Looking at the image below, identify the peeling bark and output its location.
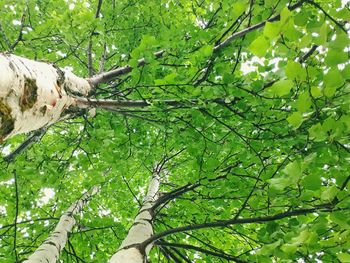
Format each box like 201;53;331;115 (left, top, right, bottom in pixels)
23;186;99;263
109;171;161;263
0;53;92;140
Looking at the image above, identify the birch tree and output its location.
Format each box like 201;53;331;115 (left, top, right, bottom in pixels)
23;186;99;263
0;0;350;262
0;0;304;142
109;165;162;263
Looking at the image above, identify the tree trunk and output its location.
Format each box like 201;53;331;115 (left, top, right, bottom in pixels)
109;170;161;263
23;186;99;263
0;53;230;142
0;53;92;141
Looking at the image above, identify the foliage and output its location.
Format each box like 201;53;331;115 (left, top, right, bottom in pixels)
0;0;350;262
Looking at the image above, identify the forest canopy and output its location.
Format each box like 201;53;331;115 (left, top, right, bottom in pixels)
0;0;350;262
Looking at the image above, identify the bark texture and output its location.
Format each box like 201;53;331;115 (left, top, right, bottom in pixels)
109;171;161;263
23;186;99;263
0;53;92;141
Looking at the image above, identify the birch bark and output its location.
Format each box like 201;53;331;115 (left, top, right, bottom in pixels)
109;170;161;263
23;186;99;263
0;53;92;141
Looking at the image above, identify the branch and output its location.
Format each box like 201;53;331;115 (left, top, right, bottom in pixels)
306;0;348;33
0;22;11;49
156;241;247;263
299;44;318;63
3;128;47;163
88;50;165;86
153;162;241;210
87;38;94;77
87;0;306;85
0;217;59;231
153;183;199;210
141;205;336;248
159;245;182;262
122;176;142;206
10;10;26;51
95;0;103;18
213;0;307;53
13;170;19;262
74;97;238;110
341;175;350;191
169;246;192;263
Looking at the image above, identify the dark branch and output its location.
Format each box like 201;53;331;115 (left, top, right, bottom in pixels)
141;205;337;248
156;241;247;263
3;128;47;163
213;0;307;52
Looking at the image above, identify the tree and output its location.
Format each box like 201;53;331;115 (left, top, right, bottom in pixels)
0;0;350;262
24;185;100;263
109;162;163;263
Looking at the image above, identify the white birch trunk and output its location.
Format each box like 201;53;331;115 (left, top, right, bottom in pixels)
23;186;100;263
109;172;161;263
0;53;92;141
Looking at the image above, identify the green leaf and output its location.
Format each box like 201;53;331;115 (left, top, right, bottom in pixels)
315;22;328;45
139;35;157;49
330;212;350;229
249;36;269;57
257;240;282;256
340;115;350;132
283;20;301;41
325;50;348;66
308;123;327;141
269;177;290;191
129;58;139;68
311;86;322;97
290;230;311;245
296;92;312;112
280;7;291;25
303;153;317;164
263;22;280;39
302;173;321;190
321;186;338;201
294;12;308;26
324;69;344;97
269;161;302;191
285;61;306;81
337;253;350;263
270;79;294;96
342;64;350;80
283;161;302;181
164;73;177;83
280;243;297;254
199;45;213;57
300;34;312;48
331;32;350;50
324;69;344;88
287;112;303;129
322;117;337;134
231;2;246;18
